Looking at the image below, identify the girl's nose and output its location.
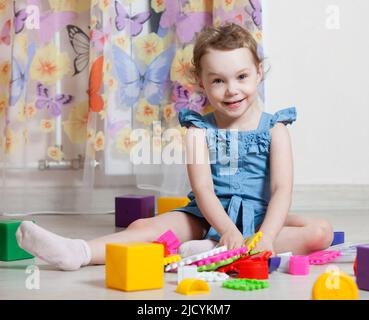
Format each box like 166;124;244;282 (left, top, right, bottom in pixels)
225;82;238;96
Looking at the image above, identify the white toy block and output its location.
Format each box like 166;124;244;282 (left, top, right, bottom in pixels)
197;271;230;282
277;251;292;273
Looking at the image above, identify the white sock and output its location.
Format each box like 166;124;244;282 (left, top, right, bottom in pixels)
178;239;218;258
16;221;91;271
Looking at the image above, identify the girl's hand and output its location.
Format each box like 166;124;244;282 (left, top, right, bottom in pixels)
253;233;275;255
219;229;245;250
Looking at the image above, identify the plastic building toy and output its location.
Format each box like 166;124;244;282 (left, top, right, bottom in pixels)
157;197;190;215
154;230;180;255
244;231;263;252
312;270;359;300
165;245;228;272
237;260;269;280
268;257;281;273
105;242;163;291
176;278;210;295
197;255;241;272
356;245;369;291
197;271;230;282
177;266;198;284
276;252;292;273
289;256;310;275
115;195;155;228
0;220;34;261
222;279;269;291
308;250;341;265
164;254;181;266
329;242;369;263
331;231;345;246
190;246;249;267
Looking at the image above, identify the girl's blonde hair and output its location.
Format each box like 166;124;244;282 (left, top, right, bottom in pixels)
192;23;262;79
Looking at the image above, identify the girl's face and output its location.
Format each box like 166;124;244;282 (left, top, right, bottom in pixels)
199;47;262;120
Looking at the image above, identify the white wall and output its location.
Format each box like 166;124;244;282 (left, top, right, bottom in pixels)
263;0;369;184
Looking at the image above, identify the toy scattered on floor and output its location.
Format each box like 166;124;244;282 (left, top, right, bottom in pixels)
177;266;198;284
222;279;269;291
163;254;181;266
268;256;281;273
197;255;241;272
164;245;228;271
177;266;229;283
329;242;369;263
276;252;292;273
312;270;359;300
105;242;163;292
115;195;155;228
289;255;310;275
308;250;342;265
157;197;190;215
217;251;271;280
176;278;210;295
331;231;345;246
244;231;263;252
153;229;180;256
190;246;249;267
0;220;34;261
356;245;369;291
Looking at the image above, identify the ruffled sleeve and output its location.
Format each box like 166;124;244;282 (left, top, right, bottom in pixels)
270;107;297;128
178;109;210;129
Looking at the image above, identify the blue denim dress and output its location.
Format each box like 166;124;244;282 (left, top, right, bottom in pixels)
172;107;297;241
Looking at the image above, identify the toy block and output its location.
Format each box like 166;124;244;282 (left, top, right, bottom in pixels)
157;197;190;215
289;256;309;275
177;266;198;284
312;270;359;300
244;231;263;252
176;278;210;295
356;245;369;291
164;254;181;266
105;242;163;292
276;252;292;273
0;220;34;261
331;231;345;246
222;279;269;291
237;260;269;280
197;255;241;272
197;271;229;282
191;246;249;267
115;195;155;228
308;250;341;265
154;230;180;255
268;257;281;273
165;245;228;272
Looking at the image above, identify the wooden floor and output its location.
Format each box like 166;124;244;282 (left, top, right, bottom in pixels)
1;210;369;300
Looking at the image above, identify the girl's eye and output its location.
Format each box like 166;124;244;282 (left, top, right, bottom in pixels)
212;79;223;84
239;74;248;80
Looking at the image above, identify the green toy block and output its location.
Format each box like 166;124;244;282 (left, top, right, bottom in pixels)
222;279;269;291
0;220;34;261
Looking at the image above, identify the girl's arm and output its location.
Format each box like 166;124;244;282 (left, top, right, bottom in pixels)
185;126;244;248
258;123;294;248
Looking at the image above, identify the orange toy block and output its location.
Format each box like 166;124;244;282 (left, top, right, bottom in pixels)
157;197;190;215
105;242;164;292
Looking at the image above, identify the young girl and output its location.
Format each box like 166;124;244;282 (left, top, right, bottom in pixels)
16;23;333;271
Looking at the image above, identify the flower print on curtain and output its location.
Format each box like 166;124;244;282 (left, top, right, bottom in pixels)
0;0;95;214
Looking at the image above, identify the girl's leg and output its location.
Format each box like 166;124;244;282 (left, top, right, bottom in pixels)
16;211;209;270
88;211;209;264
272;215;334;255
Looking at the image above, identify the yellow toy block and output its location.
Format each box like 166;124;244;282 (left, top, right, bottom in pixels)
312;269;359;300
106;242;164;292
176;278;210;295
244;231;263;253
164;254;181;266
157;197;190;215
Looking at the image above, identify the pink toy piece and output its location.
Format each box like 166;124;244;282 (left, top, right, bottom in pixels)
191;246;248;267
308;250;342;265
289;255;310;275
155;230;180;255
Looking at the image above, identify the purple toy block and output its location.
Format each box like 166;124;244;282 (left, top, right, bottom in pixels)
268;256;281;273
356;245;369;291
331;231;345;246
115;195;155;228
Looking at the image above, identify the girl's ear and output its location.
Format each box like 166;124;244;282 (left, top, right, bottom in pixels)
256;62;263;84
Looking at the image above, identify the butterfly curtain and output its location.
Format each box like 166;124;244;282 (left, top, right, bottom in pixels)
0;0;263;213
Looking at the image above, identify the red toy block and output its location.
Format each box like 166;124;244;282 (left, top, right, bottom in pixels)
237;260;269;280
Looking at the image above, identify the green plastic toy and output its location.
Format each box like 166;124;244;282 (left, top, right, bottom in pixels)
0;220;34;261
222;279;269;291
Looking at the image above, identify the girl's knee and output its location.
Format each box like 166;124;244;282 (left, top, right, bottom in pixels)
308;219;334;251
128;218;151;229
